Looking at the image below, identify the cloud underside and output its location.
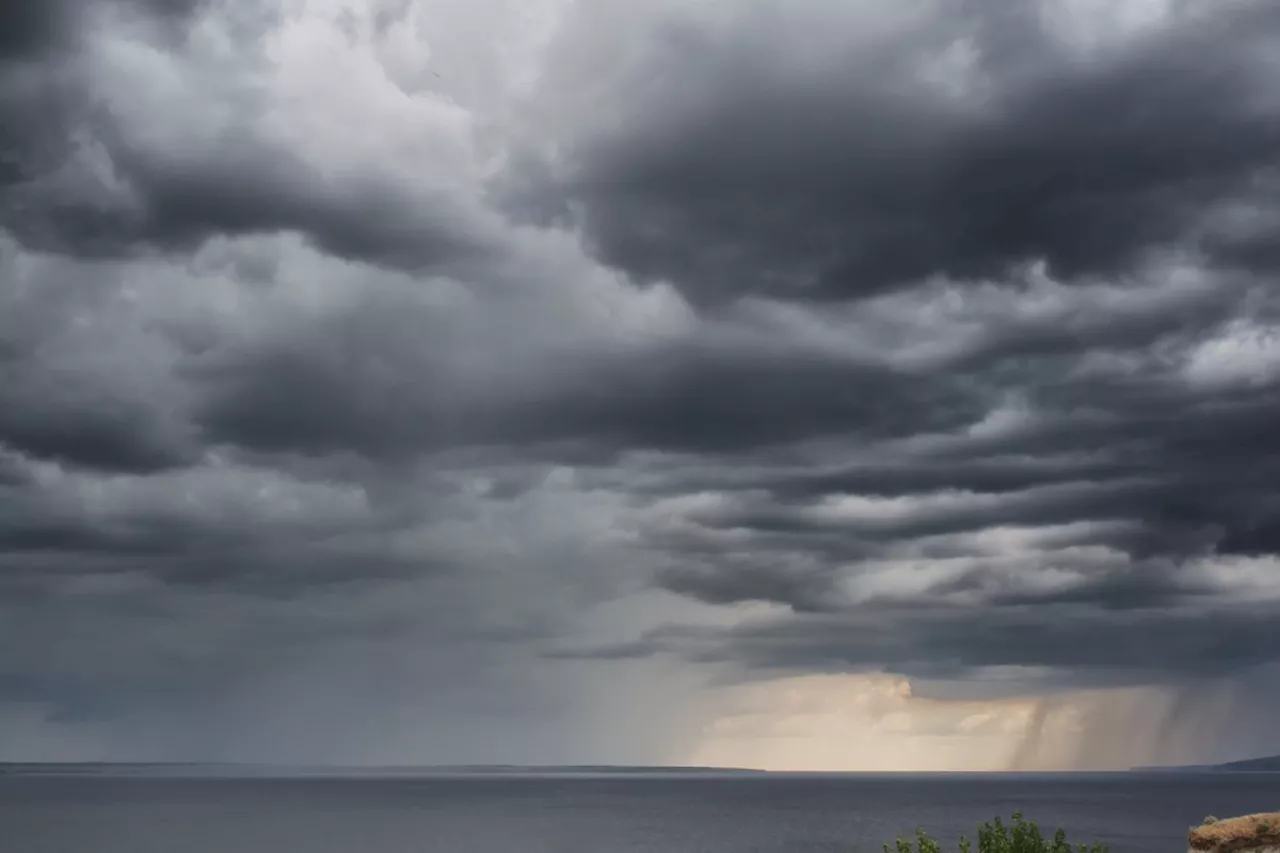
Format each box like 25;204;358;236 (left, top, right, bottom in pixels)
2;0;1280;763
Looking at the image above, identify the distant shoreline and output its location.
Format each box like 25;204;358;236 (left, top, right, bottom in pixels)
1132;755;1280;773
2;759;1277;778
0;763;772;778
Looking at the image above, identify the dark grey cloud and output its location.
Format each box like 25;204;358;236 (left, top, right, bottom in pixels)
189;306;987;459
657;555;841;615
0;0;487;274
510;1;1280;304
0;0;209;66
2;0;1280;766
0;244;196;473
7;137;490;269
0;457;409;590
632;365;1280;612
0;396;193;474
0;0;70;61
573;603;1280;689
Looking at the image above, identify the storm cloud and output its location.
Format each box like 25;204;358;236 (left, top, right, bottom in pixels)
2;0;1280;767
512;0;1280;303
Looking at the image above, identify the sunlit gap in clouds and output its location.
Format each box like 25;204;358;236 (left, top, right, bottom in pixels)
685;671;1277;772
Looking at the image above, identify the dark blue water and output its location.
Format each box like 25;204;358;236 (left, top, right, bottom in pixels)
2;772;1277;853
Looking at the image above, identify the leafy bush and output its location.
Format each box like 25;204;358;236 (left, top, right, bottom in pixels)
884;813;1109;853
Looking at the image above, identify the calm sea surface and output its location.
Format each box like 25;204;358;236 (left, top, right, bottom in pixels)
2;772;1278;853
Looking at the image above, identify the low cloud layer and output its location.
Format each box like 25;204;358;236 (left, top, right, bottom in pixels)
2;0;1279;768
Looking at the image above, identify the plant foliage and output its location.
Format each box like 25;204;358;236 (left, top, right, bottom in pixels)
884;813;1109;853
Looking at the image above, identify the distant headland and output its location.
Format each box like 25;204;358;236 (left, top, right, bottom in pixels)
1133;754;1280;773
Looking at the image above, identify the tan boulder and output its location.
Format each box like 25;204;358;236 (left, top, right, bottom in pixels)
1189;814;1280;853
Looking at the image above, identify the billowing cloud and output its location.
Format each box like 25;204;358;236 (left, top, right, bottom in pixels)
2;0;1279;768
510;0;1280;304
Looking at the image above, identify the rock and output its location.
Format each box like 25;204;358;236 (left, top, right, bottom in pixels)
1189;814;1280;853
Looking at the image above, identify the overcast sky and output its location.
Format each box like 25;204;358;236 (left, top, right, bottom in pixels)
2;0;1279;771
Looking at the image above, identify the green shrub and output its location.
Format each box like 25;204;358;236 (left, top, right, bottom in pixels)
883;813;1109;853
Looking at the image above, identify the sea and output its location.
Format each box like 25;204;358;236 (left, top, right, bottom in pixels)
2;769;1278;853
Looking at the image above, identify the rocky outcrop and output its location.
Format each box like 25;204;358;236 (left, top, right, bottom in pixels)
1190;814;1280;853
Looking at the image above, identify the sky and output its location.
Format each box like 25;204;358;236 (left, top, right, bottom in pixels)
1;0;1279;771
